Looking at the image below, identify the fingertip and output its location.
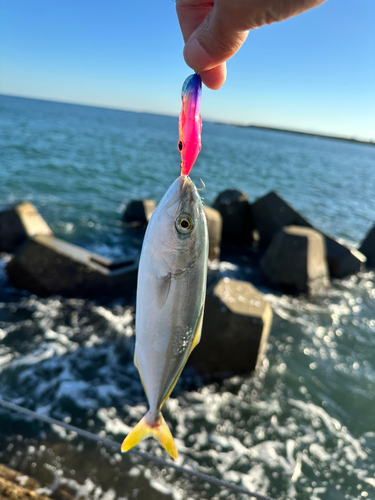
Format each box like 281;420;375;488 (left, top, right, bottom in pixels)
200;64;227;90
183;35;227;90
183;37;214;72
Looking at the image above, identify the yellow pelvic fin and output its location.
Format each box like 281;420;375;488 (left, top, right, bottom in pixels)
121;413;178;460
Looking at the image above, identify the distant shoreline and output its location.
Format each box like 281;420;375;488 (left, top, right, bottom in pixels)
219;122;375;147
1;93;373;146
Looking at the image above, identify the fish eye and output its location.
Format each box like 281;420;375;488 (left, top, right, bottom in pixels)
176;214;194;234
178;141;183;152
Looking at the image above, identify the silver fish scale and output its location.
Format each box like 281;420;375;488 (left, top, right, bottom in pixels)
172;326;193;356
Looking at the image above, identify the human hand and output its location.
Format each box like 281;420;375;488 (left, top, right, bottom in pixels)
176;0;326;89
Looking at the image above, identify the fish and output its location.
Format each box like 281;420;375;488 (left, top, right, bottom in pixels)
121;175;208;460
178;74;202;177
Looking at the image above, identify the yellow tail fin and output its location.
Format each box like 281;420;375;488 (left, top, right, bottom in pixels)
121;412;178;460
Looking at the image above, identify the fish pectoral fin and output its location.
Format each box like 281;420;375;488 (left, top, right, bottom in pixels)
121;412;178;460
155;273;172;309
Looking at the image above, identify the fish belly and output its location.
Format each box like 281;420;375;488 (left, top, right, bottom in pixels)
135;251;204;415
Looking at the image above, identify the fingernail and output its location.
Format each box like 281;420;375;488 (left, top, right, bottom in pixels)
183;37;214;72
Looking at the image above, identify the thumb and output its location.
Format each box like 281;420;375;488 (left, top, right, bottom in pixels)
183;0;249;72
183;0;327;72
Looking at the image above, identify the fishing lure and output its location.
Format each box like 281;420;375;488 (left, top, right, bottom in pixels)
178;73;202;176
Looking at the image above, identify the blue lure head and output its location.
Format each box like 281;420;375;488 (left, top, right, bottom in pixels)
181;73;202;104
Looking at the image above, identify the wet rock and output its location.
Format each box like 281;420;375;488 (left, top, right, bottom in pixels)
203;206;222;261
324;234;366;278
0;464;41;491
251;191;312;247
0;463;77;500
213;190;254;246
0;463;51;500
123;199;156;227
6;235;138;298
189;278;272;376
0;202;52;253
50;485;76;500
260;226;329;294
359;223;375;268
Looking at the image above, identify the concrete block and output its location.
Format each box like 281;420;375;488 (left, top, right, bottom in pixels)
251;191;312;247
324;234;366;278
0;202;52;252
203;206;222;261
213;189;254;245
123;199;156;227
359;224;375;268
252;191;364;278
260;226;329;294
6;235;138;298
189;278;272;376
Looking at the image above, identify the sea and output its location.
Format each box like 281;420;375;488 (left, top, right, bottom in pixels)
0;94;374;500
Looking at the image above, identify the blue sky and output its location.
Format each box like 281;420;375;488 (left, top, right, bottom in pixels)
1;0;374;140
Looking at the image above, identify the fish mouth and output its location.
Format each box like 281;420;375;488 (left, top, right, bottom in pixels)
178;175;197;214
180;176;195;201
163;176;197;219
182;176;192;190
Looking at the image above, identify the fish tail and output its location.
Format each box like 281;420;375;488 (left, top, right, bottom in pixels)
121;411;178;460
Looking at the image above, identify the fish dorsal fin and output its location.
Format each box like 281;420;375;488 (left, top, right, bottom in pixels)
155;273;172;309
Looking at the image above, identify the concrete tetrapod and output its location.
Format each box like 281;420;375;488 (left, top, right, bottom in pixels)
0;202;52;253
260;225;329;295
324;234;366;278
213;189;254;246
123;199;156;227
251;191;313;247
252;191;365;278
188;278;272;376
359;223;375;268
6;235;138;298
203;205;222;261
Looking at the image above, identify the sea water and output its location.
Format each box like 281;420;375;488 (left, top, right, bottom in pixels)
0;94;374;500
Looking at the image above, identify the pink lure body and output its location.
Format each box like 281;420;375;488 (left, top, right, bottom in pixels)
178;74;202;176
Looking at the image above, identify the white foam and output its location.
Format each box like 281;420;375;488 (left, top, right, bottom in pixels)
92;306;134;336
55;380;98;409
15;475;29;487
97;408;132;435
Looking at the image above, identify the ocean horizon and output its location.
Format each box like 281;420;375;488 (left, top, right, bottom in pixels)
2;93;373;146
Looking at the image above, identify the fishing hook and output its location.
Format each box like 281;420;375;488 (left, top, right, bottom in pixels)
197;178;205;191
